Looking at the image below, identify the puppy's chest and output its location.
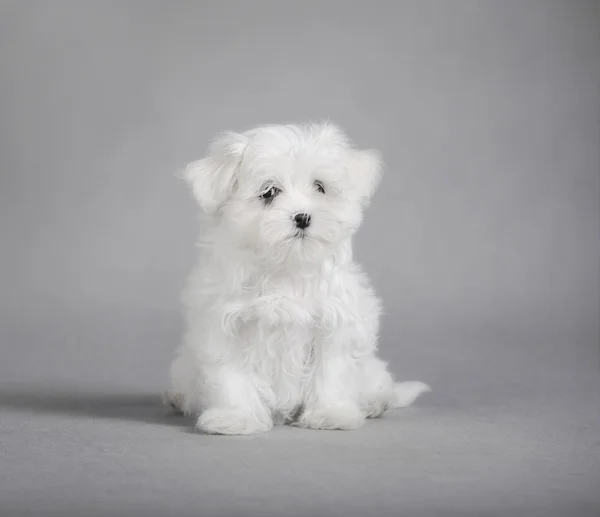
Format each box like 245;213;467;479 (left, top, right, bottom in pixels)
257;275;324;324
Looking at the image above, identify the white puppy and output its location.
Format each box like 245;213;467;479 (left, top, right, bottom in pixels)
165;122;429;434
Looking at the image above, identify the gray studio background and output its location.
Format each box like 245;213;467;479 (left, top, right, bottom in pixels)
1;2;599;517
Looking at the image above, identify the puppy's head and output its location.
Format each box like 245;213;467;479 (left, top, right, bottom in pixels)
184;122;382;266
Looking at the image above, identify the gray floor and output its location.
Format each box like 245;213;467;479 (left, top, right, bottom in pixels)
1;2;599;516
1;330;599;517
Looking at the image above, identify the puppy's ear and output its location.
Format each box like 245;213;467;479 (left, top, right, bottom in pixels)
349;148;383;205
183;131;248;213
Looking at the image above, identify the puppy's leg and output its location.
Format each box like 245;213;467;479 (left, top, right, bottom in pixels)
296;270;382;430
296;351;365;431
356;355;395;418
196;362;273;435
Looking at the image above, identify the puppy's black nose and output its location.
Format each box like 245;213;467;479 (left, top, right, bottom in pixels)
294;213;311;229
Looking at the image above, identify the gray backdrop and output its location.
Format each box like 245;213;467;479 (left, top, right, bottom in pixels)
1;1;599;516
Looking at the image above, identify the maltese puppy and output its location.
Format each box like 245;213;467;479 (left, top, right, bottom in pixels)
165;122;429;435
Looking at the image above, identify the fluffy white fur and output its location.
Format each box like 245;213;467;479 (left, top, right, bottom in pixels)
165;122;429;435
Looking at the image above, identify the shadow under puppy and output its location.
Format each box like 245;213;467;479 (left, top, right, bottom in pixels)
165;122;429;435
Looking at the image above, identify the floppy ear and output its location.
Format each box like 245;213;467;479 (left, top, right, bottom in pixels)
349;148;383;206
183;131;248;213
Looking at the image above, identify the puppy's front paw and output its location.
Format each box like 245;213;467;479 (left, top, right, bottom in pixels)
296;406;365;430
196;408;272;435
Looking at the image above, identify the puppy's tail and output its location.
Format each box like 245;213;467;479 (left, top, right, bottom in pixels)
389;381;431;409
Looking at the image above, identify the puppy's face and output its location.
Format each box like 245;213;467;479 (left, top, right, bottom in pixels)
185;123;382;266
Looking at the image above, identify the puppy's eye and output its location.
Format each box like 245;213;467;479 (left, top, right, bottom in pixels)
260;186;281;203
314;180;326;194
